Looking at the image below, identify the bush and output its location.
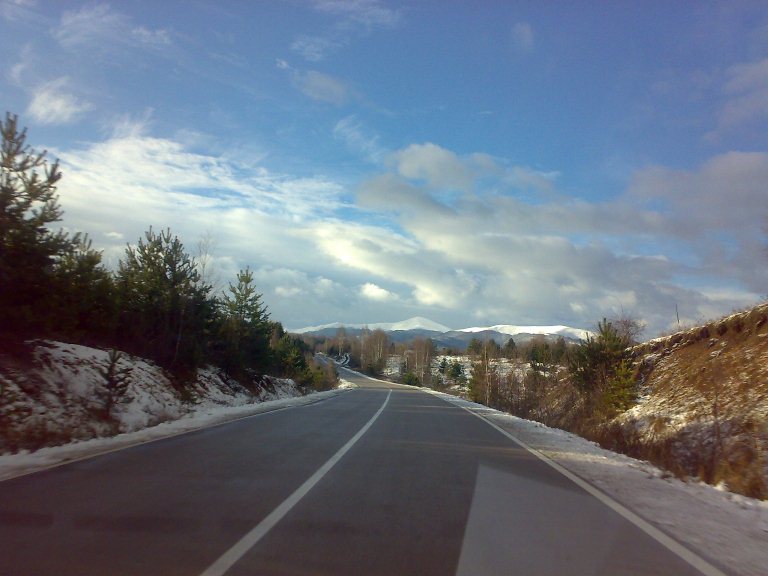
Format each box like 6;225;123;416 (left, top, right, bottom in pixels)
568;318;637;417
402;372;420;387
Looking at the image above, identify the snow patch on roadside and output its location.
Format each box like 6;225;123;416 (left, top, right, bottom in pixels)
337;379;359;389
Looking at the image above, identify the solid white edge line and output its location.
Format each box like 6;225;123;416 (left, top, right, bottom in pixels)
199;389;392;576
447;400;728;576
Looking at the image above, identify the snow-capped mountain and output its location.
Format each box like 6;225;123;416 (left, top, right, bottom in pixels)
458;324;592;341
291;317;591;348
291;316;450;334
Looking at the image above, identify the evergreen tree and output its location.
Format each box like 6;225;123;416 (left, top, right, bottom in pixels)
568;318;637;415
116;228;213;370
467;337;483;357
51;234;116;341
448;360;465;383
0;112;70;338
97;349;132;423
502;337;516;359
217;267;270;375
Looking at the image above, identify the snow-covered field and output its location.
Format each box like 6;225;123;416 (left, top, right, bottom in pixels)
428;390;768;576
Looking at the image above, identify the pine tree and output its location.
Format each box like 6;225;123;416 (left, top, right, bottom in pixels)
218;267;270;375
568;318;637;415
116;228;213;369
0;112;70;338
97;349;132;423
52;234;116;341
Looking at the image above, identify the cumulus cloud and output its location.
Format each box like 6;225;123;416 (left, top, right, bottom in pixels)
360;282;396;301
391;142;473;191
347;142;767;334
27;77;91;124
51;125;766;336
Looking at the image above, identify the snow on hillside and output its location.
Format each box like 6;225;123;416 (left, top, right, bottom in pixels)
292;317;590;338
458;324;591;340
387;316;451;332
292;316;450;333
0;341;313;455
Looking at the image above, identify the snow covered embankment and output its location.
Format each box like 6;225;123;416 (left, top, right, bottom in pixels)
0;341;352;479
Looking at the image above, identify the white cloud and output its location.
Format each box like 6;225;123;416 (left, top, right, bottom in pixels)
108;109;154;138
299;70;349;104
55;4;127;48
291;35;343;61
52;131;365;328
511;22;534;52
312;0;400;29
47;124;767;336
131;26;172;46
360;282;396;301
716;57;768;130
1;0;36;22
27;77;91;124
349;143;768;334
275;286;303;297
9;44;33;86
391;142;473;191
54;4;172;52
333;115;385;162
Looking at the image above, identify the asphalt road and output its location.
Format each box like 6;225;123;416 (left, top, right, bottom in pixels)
0;370;726;576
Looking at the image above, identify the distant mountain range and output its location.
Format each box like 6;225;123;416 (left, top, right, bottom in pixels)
291;316;591;350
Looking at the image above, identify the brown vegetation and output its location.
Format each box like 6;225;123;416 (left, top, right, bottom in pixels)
535;303;768;499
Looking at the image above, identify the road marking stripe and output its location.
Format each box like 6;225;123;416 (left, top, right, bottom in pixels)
199;389;392;576
452;402;728;576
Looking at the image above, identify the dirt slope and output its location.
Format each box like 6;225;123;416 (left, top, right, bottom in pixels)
607;303;768;498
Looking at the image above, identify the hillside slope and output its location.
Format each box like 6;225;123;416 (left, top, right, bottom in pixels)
0;341;306;454
605;303;768;497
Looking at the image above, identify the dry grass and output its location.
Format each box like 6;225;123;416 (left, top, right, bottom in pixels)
614;302;768;498
526;302;768;499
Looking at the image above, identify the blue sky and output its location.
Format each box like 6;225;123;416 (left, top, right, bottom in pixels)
2;1;767;336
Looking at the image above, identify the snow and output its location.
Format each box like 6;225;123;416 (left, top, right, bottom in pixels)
291;321;347;333
291;316;451;334
0;340;348;461
387;316;451;332
427;390;768;576
291;317;592;338
458;324;592;340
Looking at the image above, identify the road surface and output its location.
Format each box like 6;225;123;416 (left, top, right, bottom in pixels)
0;369;727;575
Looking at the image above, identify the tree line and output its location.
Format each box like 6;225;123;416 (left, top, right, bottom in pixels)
463;320;642;428
307;313;642;430
0;112;335;391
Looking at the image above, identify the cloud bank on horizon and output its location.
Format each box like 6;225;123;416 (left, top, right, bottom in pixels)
2;0;767;337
